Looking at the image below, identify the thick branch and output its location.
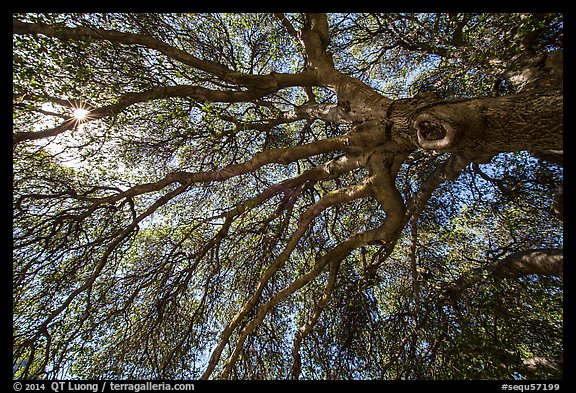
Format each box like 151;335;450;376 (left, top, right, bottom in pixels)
13;18;318;89
273;13;299;39
216;222;382;380
291;102;355;124
298;14;392;121
443;248;563;300
14;84;293;144
493;248;563;278
522;356;563;375
201;178;373;380
530;149;563;166
406;150;491;222
502;51;563;93
90;135;348;209
301;13;331;63
213;156;409;379
222;102;355;134
218;153;366;220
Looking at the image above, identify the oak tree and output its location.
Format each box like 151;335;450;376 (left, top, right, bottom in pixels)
13;13;563;380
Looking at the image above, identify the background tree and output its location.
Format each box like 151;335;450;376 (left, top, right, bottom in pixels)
13;13;563;380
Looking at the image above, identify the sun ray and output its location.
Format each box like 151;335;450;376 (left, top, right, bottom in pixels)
67;100;95;127
72;107;90;121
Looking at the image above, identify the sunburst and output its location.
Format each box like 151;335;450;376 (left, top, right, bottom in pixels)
67;100;94;128
72;107;90;121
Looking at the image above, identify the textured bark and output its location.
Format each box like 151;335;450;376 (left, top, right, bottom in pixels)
494;249;563;278
13;16;563;155
12;14;563;380
444;249;563;300
503;51;563;93
522;356;563;375
409;87;563;152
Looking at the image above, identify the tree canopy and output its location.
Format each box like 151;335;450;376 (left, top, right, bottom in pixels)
13;13;563;380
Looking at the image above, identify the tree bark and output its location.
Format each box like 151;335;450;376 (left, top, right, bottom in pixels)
12;14;564;380
522;355;563;376
443;248;563;300
409;87;562;152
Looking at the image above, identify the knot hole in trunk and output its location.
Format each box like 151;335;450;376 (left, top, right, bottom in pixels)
414;112;459;150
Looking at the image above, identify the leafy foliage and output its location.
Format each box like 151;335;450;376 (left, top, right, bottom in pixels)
13;13;562;380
